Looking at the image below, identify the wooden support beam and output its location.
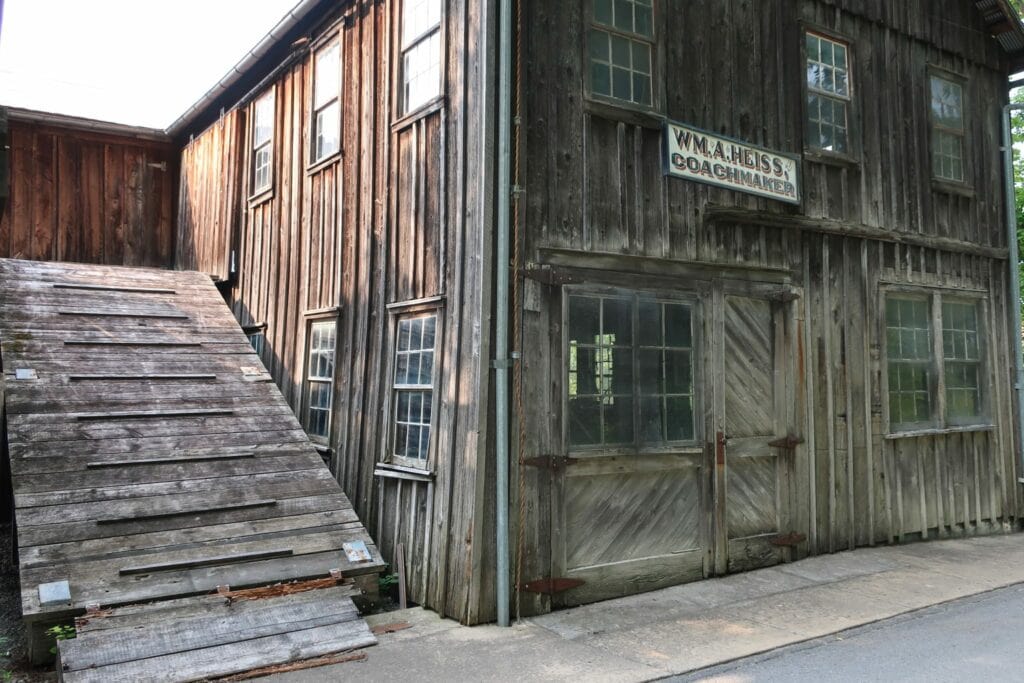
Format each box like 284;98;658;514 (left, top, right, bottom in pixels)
69;374;218;382
76;409;234;421
52;283;177;295
64;341;202;347
58;310;189;320
118;548;294;576
86;453;257;469
96;500;277;525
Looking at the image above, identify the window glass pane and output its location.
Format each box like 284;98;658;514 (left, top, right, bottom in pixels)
253;91;274;147
604;397;634;444
666;396;694;441
403;0;442;46
569;296;601;344
931;77;963;129
885;297;933;427
314;42;340;110
603;298;633;346
942;301;982;421
392;314;438;462
403;30;442;112
594;0;613;25
569;396;602;446
805;32;851;154
315;101;341;161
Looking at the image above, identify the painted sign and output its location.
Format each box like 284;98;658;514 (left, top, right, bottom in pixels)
663;120;800;205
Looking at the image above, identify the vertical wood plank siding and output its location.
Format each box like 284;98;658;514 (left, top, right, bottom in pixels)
175;0;493;624
0;120;175;267
176;110;245;281
515;0;1019;615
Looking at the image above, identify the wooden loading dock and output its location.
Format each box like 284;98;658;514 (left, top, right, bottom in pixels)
0;258;384;679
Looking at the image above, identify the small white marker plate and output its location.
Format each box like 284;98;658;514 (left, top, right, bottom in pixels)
342;541;372;563
15;369;37;380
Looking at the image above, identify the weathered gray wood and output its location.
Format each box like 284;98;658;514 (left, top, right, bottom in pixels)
62;620;375;683
0;258;383;627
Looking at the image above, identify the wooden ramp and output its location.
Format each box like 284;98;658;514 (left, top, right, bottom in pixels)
58;581;375;682
0;258;384;675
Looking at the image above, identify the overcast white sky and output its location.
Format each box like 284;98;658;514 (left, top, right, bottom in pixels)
0;0;299;129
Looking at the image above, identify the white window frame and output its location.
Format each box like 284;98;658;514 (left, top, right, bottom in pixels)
388;311;440;468
400;0;444;115
881;287;990;436
804;30;853;156
311;39;342;165
251;89;275;196
586;0;656;110
303;316;338;444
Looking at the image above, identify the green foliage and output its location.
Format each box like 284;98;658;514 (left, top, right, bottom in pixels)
45;623;76;655
379;572;399;591
1011;88;1024;310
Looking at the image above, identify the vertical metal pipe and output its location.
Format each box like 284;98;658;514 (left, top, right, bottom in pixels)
495;0;513;627
1001;104;1024;480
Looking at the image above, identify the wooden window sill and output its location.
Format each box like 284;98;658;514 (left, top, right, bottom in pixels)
375;462;434;482
931;179;974;199
307;153;341;176
584;97;664;129
803;148;860;168
248;188;274;208
392;96;446;132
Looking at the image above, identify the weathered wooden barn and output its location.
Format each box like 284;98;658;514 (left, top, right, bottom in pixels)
4;0;1024;629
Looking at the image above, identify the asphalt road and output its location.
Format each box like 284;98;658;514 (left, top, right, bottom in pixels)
675;583;1024;683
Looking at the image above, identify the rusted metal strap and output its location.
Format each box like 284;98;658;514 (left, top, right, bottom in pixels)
770;532;807;547
768;434;805;449
521;455;578;473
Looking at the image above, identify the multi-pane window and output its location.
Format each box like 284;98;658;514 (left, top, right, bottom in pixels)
805;32;851;154
392;314;437;464
589;0;654;107
401;0;442;114
885;294;985;431
930;76;965;182
567;292;696;449
312;41;341;163
305;321;337;440
943;302;982;420
886;298;933;427
251;90;274;194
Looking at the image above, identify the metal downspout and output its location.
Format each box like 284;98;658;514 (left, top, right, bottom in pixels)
1002;104;1024;481
495;0;513;627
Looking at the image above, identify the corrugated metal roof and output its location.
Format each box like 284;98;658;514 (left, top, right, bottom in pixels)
976;0;1024;56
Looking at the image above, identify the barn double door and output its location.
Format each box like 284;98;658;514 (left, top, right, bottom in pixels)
551;281;799;607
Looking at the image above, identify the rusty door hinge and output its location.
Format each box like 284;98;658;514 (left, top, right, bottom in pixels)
715;431;727;466
522;455;578;473
768;434;805;449
520;266;578;286
519;577;586;594
770;532;807;547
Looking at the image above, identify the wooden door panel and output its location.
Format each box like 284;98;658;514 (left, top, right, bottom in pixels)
554;454;706;607
565;466;701;570
726;456;778;539
718;290;791;573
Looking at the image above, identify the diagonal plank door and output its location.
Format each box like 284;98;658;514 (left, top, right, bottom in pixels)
713;285;795;575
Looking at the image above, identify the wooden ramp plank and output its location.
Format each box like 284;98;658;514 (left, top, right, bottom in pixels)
0;257;384;640
59;585;375;683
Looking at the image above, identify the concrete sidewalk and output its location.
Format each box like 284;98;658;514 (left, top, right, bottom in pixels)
264;533;1024;682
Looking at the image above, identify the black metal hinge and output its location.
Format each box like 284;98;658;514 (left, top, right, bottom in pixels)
522;455;578;473
519;577;586;595
520;266;578;287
